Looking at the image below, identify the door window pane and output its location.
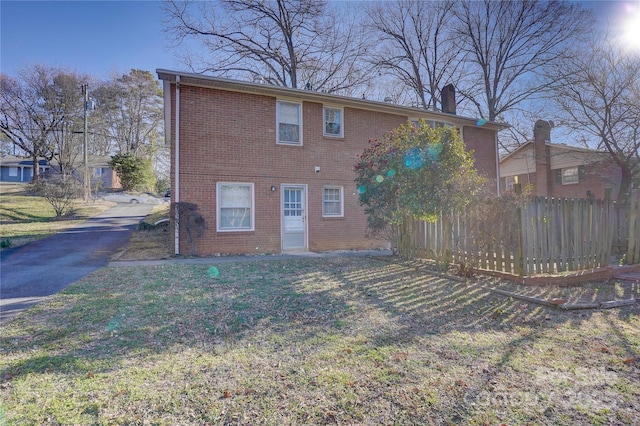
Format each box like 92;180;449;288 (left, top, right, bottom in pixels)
283;188;304;231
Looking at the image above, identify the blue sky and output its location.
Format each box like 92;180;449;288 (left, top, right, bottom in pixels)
1;1;638;81
1;1;180;79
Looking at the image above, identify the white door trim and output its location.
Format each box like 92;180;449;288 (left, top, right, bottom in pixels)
280;184;308;252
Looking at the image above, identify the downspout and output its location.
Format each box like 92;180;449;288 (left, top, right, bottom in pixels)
495;132;500;196
174;75;181;255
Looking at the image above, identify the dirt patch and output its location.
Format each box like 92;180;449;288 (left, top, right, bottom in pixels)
115;224;172;261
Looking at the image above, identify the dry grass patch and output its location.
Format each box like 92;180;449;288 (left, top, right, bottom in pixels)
116;203;171;260
1;257;638;425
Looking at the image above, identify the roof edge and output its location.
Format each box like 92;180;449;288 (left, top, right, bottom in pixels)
500;140;609;164
156;69;508;131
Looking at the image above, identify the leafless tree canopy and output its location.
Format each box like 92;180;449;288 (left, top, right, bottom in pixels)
0;65;89;181
366;0;463;110
163;0;372;94
47;72;87;177
363;0;592;151
1;66;166;185
453;0;592;123
6;1;629;184
553;39;640;203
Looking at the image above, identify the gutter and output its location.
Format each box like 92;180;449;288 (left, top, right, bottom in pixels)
174;75;181;255
495;132;501;195
156;69;508;132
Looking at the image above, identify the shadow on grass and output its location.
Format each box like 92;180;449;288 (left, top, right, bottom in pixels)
1;256;638;424
0;257;622;372
0;208;54;223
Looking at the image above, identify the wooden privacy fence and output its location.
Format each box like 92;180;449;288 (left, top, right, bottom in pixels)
398;196;617;276
625;189;640;264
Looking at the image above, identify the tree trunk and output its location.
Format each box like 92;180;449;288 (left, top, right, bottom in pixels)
30;155;40;183
617;164;633;205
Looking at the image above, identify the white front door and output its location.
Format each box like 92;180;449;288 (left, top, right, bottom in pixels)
281;185;307;251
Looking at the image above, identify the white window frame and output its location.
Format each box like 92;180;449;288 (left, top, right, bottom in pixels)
505;176;517;191
409;118;454;129
322;186;344;217
216;182;255;232
426;120;451;128
8;167;18;177
323;106;343;138
562;167;579;185
408;118;461;136
276;100;302;146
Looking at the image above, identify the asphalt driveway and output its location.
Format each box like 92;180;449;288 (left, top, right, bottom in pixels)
0;202;154;323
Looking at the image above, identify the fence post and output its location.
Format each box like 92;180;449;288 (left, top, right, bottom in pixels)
515;205;524;276
442;213;452;267
628;189;639;264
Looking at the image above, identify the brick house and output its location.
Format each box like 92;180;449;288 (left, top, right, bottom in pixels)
499;120;621;200
157;70;505;256
0;155;121;188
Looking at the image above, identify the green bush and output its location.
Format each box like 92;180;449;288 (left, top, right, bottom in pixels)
110;153;156;192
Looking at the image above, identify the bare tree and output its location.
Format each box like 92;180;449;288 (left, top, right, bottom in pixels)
453;0;592;124
366;0;464;110
0;65;88;182
47;72;87;177
32;171;82;217
554;39;640;204
163;0;371;94
0;130;17;156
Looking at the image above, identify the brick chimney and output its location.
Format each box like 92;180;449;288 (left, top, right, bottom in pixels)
441;84;456;114
533;120;552;197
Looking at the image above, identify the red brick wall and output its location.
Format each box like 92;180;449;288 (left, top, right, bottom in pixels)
499;162;621;200
550;161;621;200
169;84;498;255
462;125;498;188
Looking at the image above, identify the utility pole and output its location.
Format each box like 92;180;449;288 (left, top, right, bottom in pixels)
81;84;91;202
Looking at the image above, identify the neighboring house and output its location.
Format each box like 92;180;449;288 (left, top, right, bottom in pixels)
0;157;50;182
157;70;506;256
499;120;621;200
80;155;122;190
0;155;121;189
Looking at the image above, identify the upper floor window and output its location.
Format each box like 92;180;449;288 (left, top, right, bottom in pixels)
555;166;585;186
409;118;454;129
277;100;302;145
506;176;518;191
323;106;343;138
217;182;254;231
323;186;344;217
561;167;579;185
426;120;453;129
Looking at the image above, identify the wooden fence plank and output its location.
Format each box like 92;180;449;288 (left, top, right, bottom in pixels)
629;190;639;264
399;195;615;276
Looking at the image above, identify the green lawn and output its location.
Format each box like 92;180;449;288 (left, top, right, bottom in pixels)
0;183;114;248
1;257;638;425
